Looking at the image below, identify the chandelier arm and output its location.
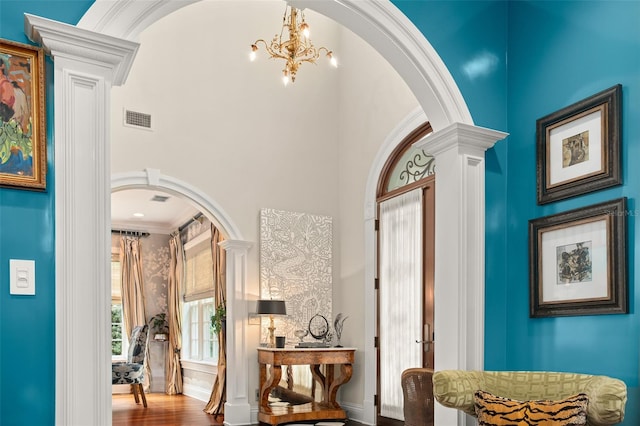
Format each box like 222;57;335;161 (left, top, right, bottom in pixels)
253;39;289;62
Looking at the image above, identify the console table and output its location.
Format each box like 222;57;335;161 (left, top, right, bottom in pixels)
258;347;355;425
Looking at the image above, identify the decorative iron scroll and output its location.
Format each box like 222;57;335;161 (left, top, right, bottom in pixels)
398;149;435;186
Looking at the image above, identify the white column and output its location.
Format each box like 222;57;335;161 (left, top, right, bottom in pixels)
24;14;138;426
416;122;507;426
220;239;253;426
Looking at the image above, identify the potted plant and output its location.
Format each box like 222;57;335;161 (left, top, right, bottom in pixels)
150;313;169;341
210;304;226;336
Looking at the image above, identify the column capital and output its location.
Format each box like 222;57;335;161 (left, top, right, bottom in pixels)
417;122;508;157
220;239;253;253
25;13;139;85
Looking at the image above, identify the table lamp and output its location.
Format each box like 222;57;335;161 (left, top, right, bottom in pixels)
256;299;287;348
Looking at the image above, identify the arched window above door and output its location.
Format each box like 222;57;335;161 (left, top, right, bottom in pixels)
378;122;434;196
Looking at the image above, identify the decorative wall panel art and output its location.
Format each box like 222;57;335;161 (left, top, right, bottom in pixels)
260;208;332;342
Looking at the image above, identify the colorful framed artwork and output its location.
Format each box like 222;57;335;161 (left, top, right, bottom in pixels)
536;85;621;204
0;39;46;190
529;197;627;318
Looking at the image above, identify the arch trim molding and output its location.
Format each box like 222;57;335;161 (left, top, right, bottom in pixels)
111;168;244;240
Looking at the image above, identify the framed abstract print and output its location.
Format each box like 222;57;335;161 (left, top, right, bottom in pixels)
0;39;46;190
536;85;621;204
529;198;627;317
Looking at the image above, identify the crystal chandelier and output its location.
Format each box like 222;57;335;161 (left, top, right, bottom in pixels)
250;5;337;86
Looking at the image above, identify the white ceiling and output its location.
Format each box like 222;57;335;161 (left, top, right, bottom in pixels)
111;188;200;234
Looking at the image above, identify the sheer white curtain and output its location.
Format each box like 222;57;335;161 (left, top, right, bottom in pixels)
379;188;423;420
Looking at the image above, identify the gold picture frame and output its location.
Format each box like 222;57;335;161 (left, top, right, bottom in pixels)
529;197;627;317
0;39;46;190
536;85;621;204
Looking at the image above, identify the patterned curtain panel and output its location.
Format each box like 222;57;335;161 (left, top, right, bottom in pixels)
205;225;227;414
119;236;150;390
379;189;423;420
166;234;184;395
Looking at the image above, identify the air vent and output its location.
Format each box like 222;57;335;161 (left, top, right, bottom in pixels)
124;108;153;130
151;195;170;203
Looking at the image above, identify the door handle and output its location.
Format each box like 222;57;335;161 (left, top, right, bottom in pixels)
416;323;434;350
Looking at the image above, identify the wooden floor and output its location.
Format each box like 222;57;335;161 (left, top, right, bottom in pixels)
113;393;364;426
113;393;223;426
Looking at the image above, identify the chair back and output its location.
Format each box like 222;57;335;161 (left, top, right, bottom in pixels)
127;325;148;364
402;368;435;426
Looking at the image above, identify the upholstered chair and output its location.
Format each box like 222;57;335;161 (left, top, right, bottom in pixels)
433;370;627;426
112;324;149;407
402;368;435;426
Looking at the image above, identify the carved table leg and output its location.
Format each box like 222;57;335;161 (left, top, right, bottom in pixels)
327;363;353;408
287;365;294;390
323;364;335;405
260;364;282;414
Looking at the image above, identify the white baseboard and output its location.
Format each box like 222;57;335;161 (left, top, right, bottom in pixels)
182;383;212;402
112;384;130;394
341;402;367;424
250;405;259;424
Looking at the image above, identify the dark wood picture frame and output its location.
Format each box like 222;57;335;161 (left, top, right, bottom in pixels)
536;85;621;204
529;197;627;318
0;39;46;190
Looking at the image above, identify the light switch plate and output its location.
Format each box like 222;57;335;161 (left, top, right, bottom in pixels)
10;259;35;295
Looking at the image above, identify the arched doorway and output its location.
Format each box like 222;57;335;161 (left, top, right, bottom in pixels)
24;1;507;424
111;169;236;415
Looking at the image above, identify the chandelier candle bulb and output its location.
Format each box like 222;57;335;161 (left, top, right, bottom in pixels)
329;53;337;67
301;22;310;38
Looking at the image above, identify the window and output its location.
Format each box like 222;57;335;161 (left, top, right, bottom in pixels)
181;230;218;364
183;298;217;363
111;256;127;359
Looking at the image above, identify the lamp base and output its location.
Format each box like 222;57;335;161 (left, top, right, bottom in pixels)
268;317;276;348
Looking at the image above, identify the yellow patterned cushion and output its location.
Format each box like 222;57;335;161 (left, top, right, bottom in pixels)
432;370;627;425
474;390;588;426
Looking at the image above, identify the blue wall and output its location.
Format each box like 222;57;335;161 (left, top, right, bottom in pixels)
503;2;640;423
396;1;639;424
1;0;637;424
0;2;92;425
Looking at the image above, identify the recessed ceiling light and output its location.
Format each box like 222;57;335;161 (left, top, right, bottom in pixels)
133;212;145;218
